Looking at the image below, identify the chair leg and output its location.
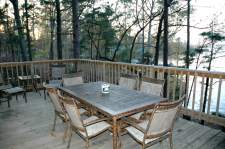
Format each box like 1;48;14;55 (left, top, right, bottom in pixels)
141;143;145;149
63;122;69;142
52;112;57;132
67;127;73;149
85;139;89;149
169;134;173;149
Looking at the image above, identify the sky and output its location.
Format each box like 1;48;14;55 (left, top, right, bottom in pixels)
177;0;225;45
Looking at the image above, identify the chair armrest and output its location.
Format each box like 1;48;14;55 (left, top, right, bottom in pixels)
83;117;109;127
121;117;145;133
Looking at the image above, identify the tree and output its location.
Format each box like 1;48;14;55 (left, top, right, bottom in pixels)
40;0;56;60
81;6;117;60
163;0;169;97
24;0;32;61
71;0;80;58
55;0;62;59
9;0;27;61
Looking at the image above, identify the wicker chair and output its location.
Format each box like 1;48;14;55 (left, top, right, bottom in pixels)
59;94;111;149
131;77;164;120
119;74;138;90
63;72;83;86
139;77;164;96
124;98;183;149
44;85;86;141
43;64;65;100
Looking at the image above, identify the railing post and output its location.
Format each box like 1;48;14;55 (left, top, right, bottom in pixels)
103;62;106;82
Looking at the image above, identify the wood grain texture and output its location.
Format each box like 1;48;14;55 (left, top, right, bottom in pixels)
0;91;225;149
60;82;162;117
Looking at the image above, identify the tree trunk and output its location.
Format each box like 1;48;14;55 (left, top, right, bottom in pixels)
25;0;32;61
129;22;150;63
184;0;190;107
154;12;164;67
186;0;190;69
141;0;145;63
55;0;62;59
49;15;55;60
5;12;16;61
71;0;80;58
10;0;27;61
147;0;155;53
163;0;169;97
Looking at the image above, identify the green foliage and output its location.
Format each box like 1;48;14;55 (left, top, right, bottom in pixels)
200;32;225;41
33;49;49;59
80;5;117;58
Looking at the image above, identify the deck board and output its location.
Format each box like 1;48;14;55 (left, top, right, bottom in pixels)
0;91;225;149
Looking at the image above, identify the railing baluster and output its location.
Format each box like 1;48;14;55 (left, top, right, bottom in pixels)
179;72;183;100
10;64;14;82
199;77;205;113
207;78;213;114
192;74;197;111
167;70;171;98
6;66;9;84
186;73;190;107
216;77;222;115
172;70;177;101
16;64;19;85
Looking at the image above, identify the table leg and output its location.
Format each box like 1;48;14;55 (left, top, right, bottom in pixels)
33;79;41;96
23;92;27;103
44;89;46;100
117;121;122;148
7;96;12;108
113;116;120;149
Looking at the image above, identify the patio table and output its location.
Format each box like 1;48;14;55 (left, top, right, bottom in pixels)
59;81;162;149
18;75;41;95
1;86;27;107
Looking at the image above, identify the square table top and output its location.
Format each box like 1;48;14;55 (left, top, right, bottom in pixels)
3;87;25;94
0;84;13;91
60;81;162;117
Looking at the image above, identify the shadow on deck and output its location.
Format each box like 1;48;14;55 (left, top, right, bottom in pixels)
0;91;225;149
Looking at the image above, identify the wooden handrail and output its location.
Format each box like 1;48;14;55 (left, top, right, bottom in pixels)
0;59;225;127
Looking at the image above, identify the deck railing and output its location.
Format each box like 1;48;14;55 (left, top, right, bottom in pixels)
0;59;225;127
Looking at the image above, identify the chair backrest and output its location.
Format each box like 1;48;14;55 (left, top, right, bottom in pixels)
51;64;66;80
58;93;85;132
119;74;138;90
145;98;183;139
63;72;83;86
46;87;64;114
140;77;164;96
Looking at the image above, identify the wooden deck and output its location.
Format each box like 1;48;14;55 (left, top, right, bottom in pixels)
0;91;225;149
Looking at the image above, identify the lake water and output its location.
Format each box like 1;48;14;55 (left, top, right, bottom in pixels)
187;56;225;115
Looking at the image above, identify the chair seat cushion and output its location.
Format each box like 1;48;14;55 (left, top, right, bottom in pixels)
79;116;110;137
126;127;156;144
126;120;158;144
